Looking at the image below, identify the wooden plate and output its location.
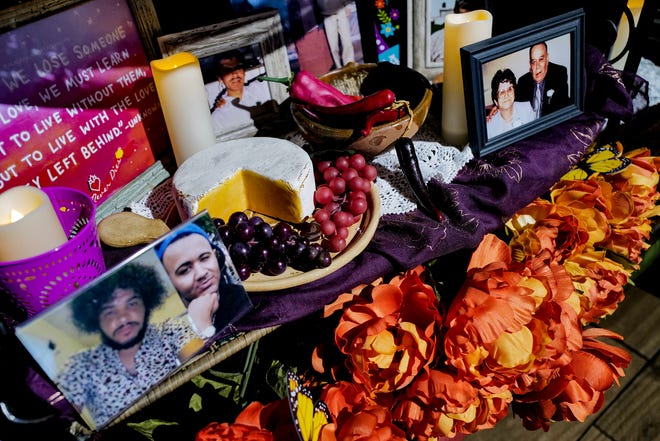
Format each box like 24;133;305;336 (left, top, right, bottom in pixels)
242;184;381;292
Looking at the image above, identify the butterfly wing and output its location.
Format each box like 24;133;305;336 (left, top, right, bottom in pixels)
561;167;589;181
287;370;330;441
562;143;631;181
311;400;330;441
584;145;631;174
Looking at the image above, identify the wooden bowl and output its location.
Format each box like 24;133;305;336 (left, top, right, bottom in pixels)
291;62;433;157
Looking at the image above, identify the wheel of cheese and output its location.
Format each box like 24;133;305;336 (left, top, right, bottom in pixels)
172;137;316;223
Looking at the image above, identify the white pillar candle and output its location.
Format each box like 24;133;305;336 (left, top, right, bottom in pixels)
441;10;493;146
0;186;68;262
151;52;216;166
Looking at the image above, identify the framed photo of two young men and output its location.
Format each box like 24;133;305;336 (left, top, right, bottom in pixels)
15;212;252;430
461;9;585;157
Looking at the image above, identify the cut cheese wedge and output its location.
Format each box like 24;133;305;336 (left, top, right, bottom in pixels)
172;137;315;223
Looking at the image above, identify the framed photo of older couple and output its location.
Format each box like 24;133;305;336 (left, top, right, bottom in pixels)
15;212;252;430
460;9;585;157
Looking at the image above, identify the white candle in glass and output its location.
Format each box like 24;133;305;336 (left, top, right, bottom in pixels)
0;186;68;262
441;10;493;146
151;52;216;166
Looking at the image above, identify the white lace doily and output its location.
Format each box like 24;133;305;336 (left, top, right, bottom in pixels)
372;140;473;215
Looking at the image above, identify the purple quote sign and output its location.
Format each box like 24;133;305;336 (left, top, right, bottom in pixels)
0;0;168;204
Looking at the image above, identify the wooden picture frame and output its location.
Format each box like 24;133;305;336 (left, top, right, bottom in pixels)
460;9;585;157
0;0;162;60
157;10;290;142
407;0;457;81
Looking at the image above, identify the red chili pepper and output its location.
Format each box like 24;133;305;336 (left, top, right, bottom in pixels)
259;71;358;107
308;89;396;117
360;107;406;136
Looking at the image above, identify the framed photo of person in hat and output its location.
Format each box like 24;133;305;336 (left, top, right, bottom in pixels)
203;46;276;139
158;10;292;142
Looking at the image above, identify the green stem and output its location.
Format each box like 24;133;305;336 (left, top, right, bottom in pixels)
257;73;294;87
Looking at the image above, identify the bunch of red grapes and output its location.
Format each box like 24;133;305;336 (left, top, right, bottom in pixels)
313;153;377;252
214;212;331;281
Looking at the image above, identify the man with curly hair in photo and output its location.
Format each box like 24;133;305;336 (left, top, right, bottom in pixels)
56;262;202;428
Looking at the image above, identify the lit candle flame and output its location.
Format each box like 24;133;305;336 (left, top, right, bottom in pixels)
10;209;24;223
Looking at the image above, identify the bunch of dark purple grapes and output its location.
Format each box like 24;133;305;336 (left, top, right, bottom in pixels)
213;212;332;280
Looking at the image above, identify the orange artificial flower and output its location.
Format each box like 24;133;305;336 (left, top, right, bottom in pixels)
600;219;653;264
443;235;537;387
593;169;656;264
391;367;482;439
334;405;407;441
333;266;442;395
196;422;273;441
615;148;660;220
444;235;580;391
607;147;660;202
234;400;298;441
507;200;591;264
320;381;377;429
563;251;629;324
549;178;614;216
512;328;631;431
454;387;512;435
550;169;660;265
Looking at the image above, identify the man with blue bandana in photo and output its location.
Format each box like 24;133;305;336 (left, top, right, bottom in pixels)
156;222;252;342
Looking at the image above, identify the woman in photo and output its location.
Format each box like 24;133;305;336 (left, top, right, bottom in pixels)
486;68;536;139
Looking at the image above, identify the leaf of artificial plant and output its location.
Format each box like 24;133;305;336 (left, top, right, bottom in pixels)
126;419;178;441
189;392;203;412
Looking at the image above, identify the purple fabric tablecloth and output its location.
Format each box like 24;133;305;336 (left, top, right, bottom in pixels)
237;46;636;333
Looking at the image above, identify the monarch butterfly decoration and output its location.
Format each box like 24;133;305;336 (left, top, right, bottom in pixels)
286;370;331;441
561;141;631;181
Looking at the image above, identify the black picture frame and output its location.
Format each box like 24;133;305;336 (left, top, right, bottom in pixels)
460;9;585;157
